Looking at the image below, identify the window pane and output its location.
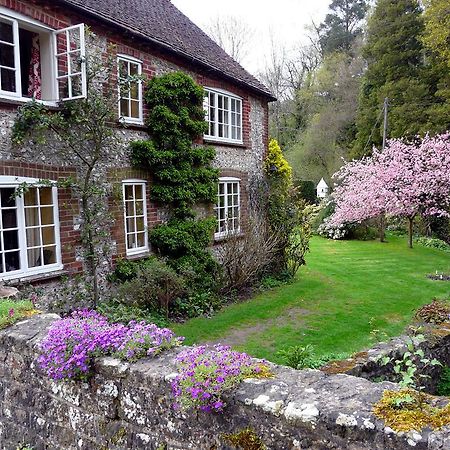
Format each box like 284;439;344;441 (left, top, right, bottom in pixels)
119;60;128;79
0;43;15;68
1;188;15;207
124;185;133;200
24;189;37;206
136;232;145;247
25;207;39;226
126;218;135;233
40;207;54;225
130;100;139;118
120;99;129;117
26;228;41;247
130;63;138;76
71;75;83;97
4;229;19;250
39;188;52;205
43;247;56;265
0;21;14;44
136;217;145;232
1;68;15;92
127;234;136;249
125;201;134;217
2;209;17;229
27;248;41;268
5;251;20;272
70;52;82;75
42;227;56;245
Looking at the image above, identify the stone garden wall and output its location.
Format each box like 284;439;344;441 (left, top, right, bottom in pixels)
0;315;449;450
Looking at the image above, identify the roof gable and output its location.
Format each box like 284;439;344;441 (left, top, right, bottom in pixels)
59;0;275;100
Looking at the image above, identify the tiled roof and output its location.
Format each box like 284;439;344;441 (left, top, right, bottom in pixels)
59;0;275;100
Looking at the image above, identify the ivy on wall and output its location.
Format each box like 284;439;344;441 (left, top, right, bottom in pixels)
130;72;220;291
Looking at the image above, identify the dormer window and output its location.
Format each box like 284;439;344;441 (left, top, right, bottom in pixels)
0;8;86;103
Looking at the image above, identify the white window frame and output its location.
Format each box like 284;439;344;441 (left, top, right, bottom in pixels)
53;23;87;101
0;176;62;281
204;87;243;144
214;177;241;239
122;180;148;256
0;7;86;104
117;54;143;125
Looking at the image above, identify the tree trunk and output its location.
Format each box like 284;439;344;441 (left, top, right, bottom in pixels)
408;217;414;249
378;214;386;242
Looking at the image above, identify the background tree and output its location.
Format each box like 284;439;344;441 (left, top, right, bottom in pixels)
12;37;120;305
206;15;254;65
319;0;369;54
330;134;450;248
352;0;431;157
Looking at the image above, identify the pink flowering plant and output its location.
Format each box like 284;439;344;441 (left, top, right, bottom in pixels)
171;345;271;413
38;310;183;380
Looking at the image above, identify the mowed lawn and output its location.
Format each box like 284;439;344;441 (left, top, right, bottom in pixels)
172;235;450;365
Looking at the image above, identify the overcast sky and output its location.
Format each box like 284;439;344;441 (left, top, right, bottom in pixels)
171;0;331;75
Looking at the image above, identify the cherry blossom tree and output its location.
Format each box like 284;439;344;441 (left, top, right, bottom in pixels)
329;134;450;248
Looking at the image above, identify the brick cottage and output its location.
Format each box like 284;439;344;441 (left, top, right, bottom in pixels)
0;0;274;290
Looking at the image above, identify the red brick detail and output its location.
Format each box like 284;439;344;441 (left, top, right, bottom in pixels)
0;160;82;274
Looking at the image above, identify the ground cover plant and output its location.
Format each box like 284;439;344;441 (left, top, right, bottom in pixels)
172;235;450;364
0;299;36;329
171;344;271;412
38;310;183;380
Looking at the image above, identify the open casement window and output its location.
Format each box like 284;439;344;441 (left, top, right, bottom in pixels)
122;181;148;256
0;16;21;98
0;178;62;281
214;177;241;239
118;55;143;124
0;7;86;102
54;24;87;101
204;88;243;144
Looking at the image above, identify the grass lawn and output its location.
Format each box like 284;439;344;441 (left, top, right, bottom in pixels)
0;299;36;330
172;235;450;365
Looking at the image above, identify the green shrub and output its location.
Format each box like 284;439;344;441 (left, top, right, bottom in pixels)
172;291;222;319
415;236;450;252
117;258;186;317
437;366;450;396
296;179;317;204
277;344;347;370
149;218;216;258
97;299;168;327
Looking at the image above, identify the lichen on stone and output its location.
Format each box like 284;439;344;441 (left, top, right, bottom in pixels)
373;389;450;433
222;428;266;450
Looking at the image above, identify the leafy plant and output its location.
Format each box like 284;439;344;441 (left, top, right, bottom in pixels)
277;344;316;369
117;258;186;318
97;299;168;328
378;334;442;390
415;236;450;252
436;366;450;396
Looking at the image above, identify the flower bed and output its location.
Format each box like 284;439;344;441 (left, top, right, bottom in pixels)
38;310;183;380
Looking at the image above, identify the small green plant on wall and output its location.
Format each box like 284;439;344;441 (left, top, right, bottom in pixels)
130;72;220;295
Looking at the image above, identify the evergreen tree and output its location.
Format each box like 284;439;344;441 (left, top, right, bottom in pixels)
319;0;369;55
352;0;431;157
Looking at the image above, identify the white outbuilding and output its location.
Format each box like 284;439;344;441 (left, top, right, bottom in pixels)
316;178;329;199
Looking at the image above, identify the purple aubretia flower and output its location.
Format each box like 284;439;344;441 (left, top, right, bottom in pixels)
171;344;268;413
38;310;183;380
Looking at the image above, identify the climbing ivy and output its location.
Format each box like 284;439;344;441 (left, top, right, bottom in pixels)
130;72;220;291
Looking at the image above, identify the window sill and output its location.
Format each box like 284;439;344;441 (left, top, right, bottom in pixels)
203;138;246;149
4;268;68;286
214;231;244;243
125;250;150;260
0;96;58;109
